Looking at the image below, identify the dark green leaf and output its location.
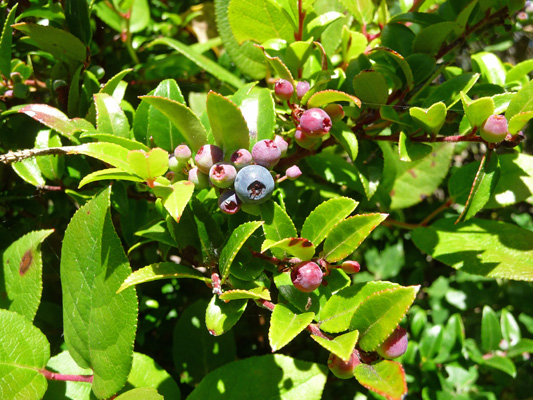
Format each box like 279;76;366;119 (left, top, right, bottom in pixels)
353;70;389;108
412;22;456;55
0;4;18;78
422;73;479;108
64;0;91;45
483;356;516;378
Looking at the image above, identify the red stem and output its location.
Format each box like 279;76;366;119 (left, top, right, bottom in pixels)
39;369;93;383
295;0;304;41
357;133;484;143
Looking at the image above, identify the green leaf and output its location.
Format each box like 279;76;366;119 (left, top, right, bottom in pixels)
501;308;521;346
18;104;88;138
0;309;50;400
79;168;144;188
422;73;479;108
261;237;315;261
61;187;138;398
412;21;456;55
135;220;177;247
354;360;407;400
0;229;53;321
322;213;388;263
483;356;517;378
79;133;150;151
94;93;131;138
261;201;297;259
115;388;163;400
259;45;296;86
319;281;399;334
472;52;506;86
219;221;264;283
187;354;328;400
219;287;271;301
342;27;368;63
412;217;533;281
409;102;446;135
71;142;134;174
307;90;361;109
149;37;243;88
481;306;502;353
353;70;389;108
506;59;533;84
269;304;315;352
124;353;180;399
34;131;63;181
506;78;533;120
461;94;495;129
238;87;276;147
43;351;92;400
331;121;359;163
93;0;150;34
355;140;384;200
206;295;247;336
227;0;294;44
305;12;344;40
508;111;533;134
398;132;433;162
13;23;86;63
370;47;415;90
11;157;46;187
64;0;91;45
214;0;267;80
350;286;419;351
206;91;250;157
127;148;168;183
0;4;18;77
455;152;500;223
139;96;207;152
339;0;375;25
118;262;209;293
152;181;195;222
310;330;359;362
173;300;236;383
301;197;358;247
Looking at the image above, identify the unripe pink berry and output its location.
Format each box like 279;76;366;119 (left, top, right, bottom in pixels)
274;79;294;101
291;261;323;292
340;260;360;274
294;128;320;150
174;144;192;161
209;162;237;188
299;108;332;137
285;165;302;180
230;148;253;169
480;114;508;143
377;326;408;359
323;104;345;122
296;81;310;100
273;135;289;157
251;139;281;169
327;349;361;379
195;144;223;174
188;167;210;190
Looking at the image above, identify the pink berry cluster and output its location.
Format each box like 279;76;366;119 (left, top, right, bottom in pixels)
167;138;303;215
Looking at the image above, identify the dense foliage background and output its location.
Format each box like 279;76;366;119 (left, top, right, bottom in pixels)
1;0;532;399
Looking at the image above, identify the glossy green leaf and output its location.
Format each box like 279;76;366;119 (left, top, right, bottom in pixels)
322;213;388;263
127;148;168;183
311;330;359;362
261;201;297;259
239;87;276;147
412;217;533;281
481;306;502;353
18;104;87;138
472;52;506;86
353;70;389;108
508;111;533;134
501;308;521;346
355;360;407;400
398;132;432;162
301;197;358;247
0;229;53;321
307;90;361;108
461;94;495;129
355;140;384;200
149;37;243;88
213;0;267;80
219;287;271;301
455;152;500;223
35;130;64;181
118;262;209;293
94;93;131;138
152;181;195;222
260;45;296;87
207;91;250;157
0;4;18;77
341;27;368;63
381;23;415;58
269;304;315;352
331;121;359;163
422;73;479;108
139;96;207;152
261;237;315;261
370;47;415;90
219;221;264;283
188;354;327;400
71;142;135;174
173;300;236;383
115;388;163;400
0;309;50;400
13;23;86;63
350;285;419;351
305;12;344;40
79;168;144;188
60;187;138;399
43;351;92;400
11;157;46;187
506;79;533;120
206;295;247;336
412;21;456;55
409;102;446;135
227;0;293;44
125;353;180;399
506;59;533;84
64;0;91;45
319;281;399;334
483;356;517;378
406;53;436;84
135;220;177;247
339;0;375;25
79;133;149;151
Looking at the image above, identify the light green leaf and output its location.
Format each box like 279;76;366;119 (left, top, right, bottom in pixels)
356;141;383;200
219;221;264;283
94;93;131;138
301;197;358;247
11;157;46;187
61;187;138;398
310;330;359;362
261;237;315;261
205;295;247;336
79;133;150;151
461;93;495;129
152;181;195;222
483;356;517;378
219;287;271;301
269;304;315;352
323;213;388;263
501;308;521;346
506;59;533;84
331;121;359;163
0;309;50;400
355;360;407;400
339;0;375;25
127;148;168;183
350;286;419;351
409;102;446;135
79;168;144;188
472;51;506;86
0;230;53;321
398;132;432;162
72;142;135;174
506;79;533;120
412;217;533;281
481;306;502;353
43;351;92;400
508;111;533;134
307;90;361;109
261;201;297;259
260;45;296;86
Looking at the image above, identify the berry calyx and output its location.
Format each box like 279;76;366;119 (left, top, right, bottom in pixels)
234;165;275;204
291;261;323;292
377;326;408;359
296;81;310;100
274;79;294;101
195;144;223;174
299;108;332;137
209;162;237;188
480;114;508;143
327;349;361;379
251;139;281;169
218;190;241;214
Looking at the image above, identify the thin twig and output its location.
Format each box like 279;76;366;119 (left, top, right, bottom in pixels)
39;369;93;383
0;147;77;164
